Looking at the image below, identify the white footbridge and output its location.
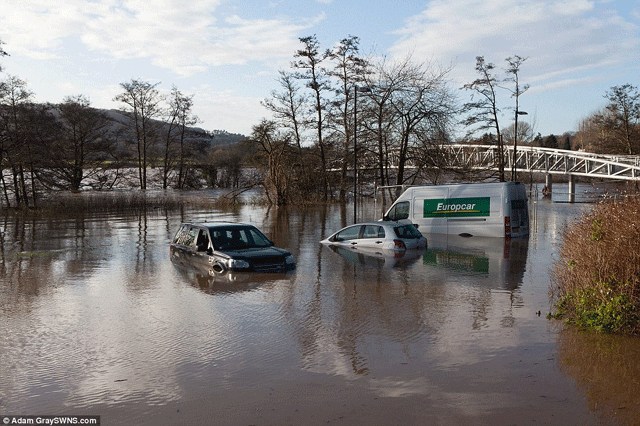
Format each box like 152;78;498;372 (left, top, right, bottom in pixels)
437;144;640;181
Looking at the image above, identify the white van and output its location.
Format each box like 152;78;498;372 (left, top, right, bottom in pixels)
382;182;529;238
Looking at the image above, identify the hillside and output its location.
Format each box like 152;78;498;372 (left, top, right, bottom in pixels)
102;109;247;147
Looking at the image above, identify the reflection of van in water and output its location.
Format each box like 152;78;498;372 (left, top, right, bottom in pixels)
383;182;529;238
424;234;529;291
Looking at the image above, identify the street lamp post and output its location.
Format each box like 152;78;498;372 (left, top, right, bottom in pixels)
354;86;358;223
512;110;528;181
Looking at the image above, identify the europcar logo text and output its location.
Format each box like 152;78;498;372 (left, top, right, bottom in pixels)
423;197;490;218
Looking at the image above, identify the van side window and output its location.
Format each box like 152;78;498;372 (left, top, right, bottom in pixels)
387;201;409;221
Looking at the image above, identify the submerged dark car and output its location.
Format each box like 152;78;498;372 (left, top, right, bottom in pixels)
170;222;296;275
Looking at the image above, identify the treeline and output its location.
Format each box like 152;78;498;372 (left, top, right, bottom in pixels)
253;35;460;206
1;37;639;208
251;40;639;205
0;75;246;208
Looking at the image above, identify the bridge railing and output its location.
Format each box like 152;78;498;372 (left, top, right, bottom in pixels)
413;145;640;181
328;144;640;181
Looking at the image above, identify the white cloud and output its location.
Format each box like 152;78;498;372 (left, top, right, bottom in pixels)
389;0;639;91
2;0;85;58
1;0;317;75
190;86;266;134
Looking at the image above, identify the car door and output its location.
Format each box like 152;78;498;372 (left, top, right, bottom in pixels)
357;224;386;248
332;225;363;248
191;227;213;271
172;225;210;270
170;224;194;267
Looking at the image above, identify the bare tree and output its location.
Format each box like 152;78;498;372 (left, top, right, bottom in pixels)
346;57;457;203
462;57;505;181
0;75;34;206
389;62;455;187
359;57;399;203
599;84;640;154
164;86;198;189
262;70;308;151
327;35;369;202
575;113;608;153
502;121;535;148
114;79;162;189
44;95;113;190
292;35;332;200
504;55;529;180
250;120;292;205
575;85;640;155
21;103;60;206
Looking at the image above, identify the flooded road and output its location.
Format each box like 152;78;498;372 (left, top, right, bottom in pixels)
1;188;639;425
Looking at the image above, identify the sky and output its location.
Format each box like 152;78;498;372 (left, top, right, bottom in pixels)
1;0;639;137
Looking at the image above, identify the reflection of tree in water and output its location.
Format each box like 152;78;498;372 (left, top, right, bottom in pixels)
0;213;109;299
294;237;446;378
558;327;640;425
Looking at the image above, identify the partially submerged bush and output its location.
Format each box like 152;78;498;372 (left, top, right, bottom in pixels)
551;195;640;334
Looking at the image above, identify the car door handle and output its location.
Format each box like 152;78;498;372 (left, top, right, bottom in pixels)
350;242;357;245
375;241;383;244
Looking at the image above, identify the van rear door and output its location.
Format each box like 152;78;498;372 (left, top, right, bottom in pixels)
507;184;529;237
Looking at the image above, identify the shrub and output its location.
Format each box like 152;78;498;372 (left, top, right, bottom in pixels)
551;195;640;335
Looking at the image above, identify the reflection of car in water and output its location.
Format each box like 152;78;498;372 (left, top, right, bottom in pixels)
320;221;427;251
324;244;424;269
170;222;296;275
171;260;289;295
424;234;529;290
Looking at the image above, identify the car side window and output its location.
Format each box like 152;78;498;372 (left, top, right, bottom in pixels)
333;225;362;241
173;225;188;244
174;225;196;246
178;227;197;247
387;201;410;221
363;225;384;239
210;230;229;250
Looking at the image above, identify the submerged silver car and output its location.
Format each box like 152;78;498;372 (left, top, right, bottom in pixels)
170;222;296;274
320;221;427;251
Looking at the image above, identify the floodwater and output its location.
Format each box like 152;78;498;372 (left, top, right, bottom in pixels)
1;184;640;425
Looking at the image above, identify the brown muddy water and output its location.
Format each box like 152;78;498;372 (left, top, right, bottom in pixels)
1;188;640;425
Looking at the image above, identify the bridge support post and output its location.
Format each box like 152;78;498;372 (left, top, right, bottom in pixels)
545;174;553;194
568;174;575;203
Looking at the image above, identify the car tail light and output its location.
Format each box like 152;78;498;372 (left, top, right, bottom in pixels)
393;239;406;250
504;216;511;238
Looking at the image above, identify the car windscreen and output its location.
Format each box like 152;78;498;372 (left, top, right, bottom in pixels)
393;224;423;239
208;226;273;250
